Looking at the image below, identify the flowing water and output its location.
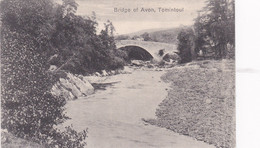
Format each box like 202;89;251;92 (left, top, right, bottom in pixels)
62;67;215;148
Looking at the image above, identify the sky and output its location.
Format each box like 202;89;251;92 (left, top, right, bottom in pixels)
74;0;207;35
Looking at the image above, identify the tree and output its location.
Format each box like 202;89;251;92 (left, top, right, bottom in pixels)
194;0;235;59
177;28;195;63
140;32;152;41
51;8;125;74
99;20;116;50
98;20;125;70
61;0;79;18
1;0;87;147
226;0;235;58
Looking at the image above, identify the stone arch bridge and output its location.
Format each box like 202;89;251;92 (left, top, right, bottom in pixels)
116;40;178;61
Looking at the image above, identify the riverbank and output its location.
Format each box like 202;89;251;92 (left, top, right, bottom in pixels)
146;60;235;148
62;67;214;148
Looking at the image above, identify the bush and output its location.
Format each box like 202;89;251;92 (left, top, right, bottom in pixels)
113;49;129;62
177;28;195;63
48;126;87;148
108;56;126;70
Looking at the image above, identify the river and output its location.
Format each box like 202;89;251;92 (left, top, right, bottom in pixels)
62;67;215;148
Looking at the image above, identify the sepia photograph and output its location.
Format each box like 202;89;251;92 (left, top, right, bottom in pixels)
1;0;235;147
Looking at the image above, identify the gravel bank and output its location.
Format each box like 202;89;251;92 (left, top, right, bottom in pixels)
146;60;235;148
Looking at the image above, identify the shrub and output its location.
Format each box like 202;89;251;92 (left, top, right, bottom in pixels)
177;28;195;63
113;49;129;62
48;126;87;148
108;56;126;70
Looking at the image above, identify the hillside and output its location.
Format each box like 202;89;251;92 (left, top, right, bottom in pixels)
121;28;170;37
116;26;191;44
149;28;183;44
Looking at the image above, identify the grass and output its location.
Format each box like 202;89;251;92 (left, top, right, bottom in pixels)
146;59;235;148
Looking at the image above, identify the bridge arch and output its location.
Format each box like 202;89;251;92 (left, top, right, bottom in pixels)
118;45;153;61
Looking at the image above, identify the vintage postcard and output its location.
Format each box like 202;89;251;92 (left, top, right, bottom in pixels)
1;0;235;147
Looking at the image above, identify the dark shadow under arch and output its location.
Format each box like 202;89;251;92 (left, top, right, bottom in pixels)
118;45;153;61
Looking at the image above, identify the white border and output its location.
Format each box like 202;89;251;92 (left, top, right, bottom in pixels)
236;0;260;147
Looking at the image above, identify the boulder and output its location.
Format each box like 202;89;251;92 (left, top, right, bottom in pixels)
163;53;180;63
95;72;101;76
67;73;94;96
59;78;82;97
147;64;154;68
131;60;145;66
101;70;108;76
110;70;116;75
51;83;76;100
123;66;133;73
51;73;94;100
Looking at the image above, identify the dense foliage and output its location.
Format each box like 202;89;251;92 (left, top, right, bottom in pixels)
177;28;195;63
1;0;124;147
176;0;235;61
194;0;235;59
48;4;124;74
